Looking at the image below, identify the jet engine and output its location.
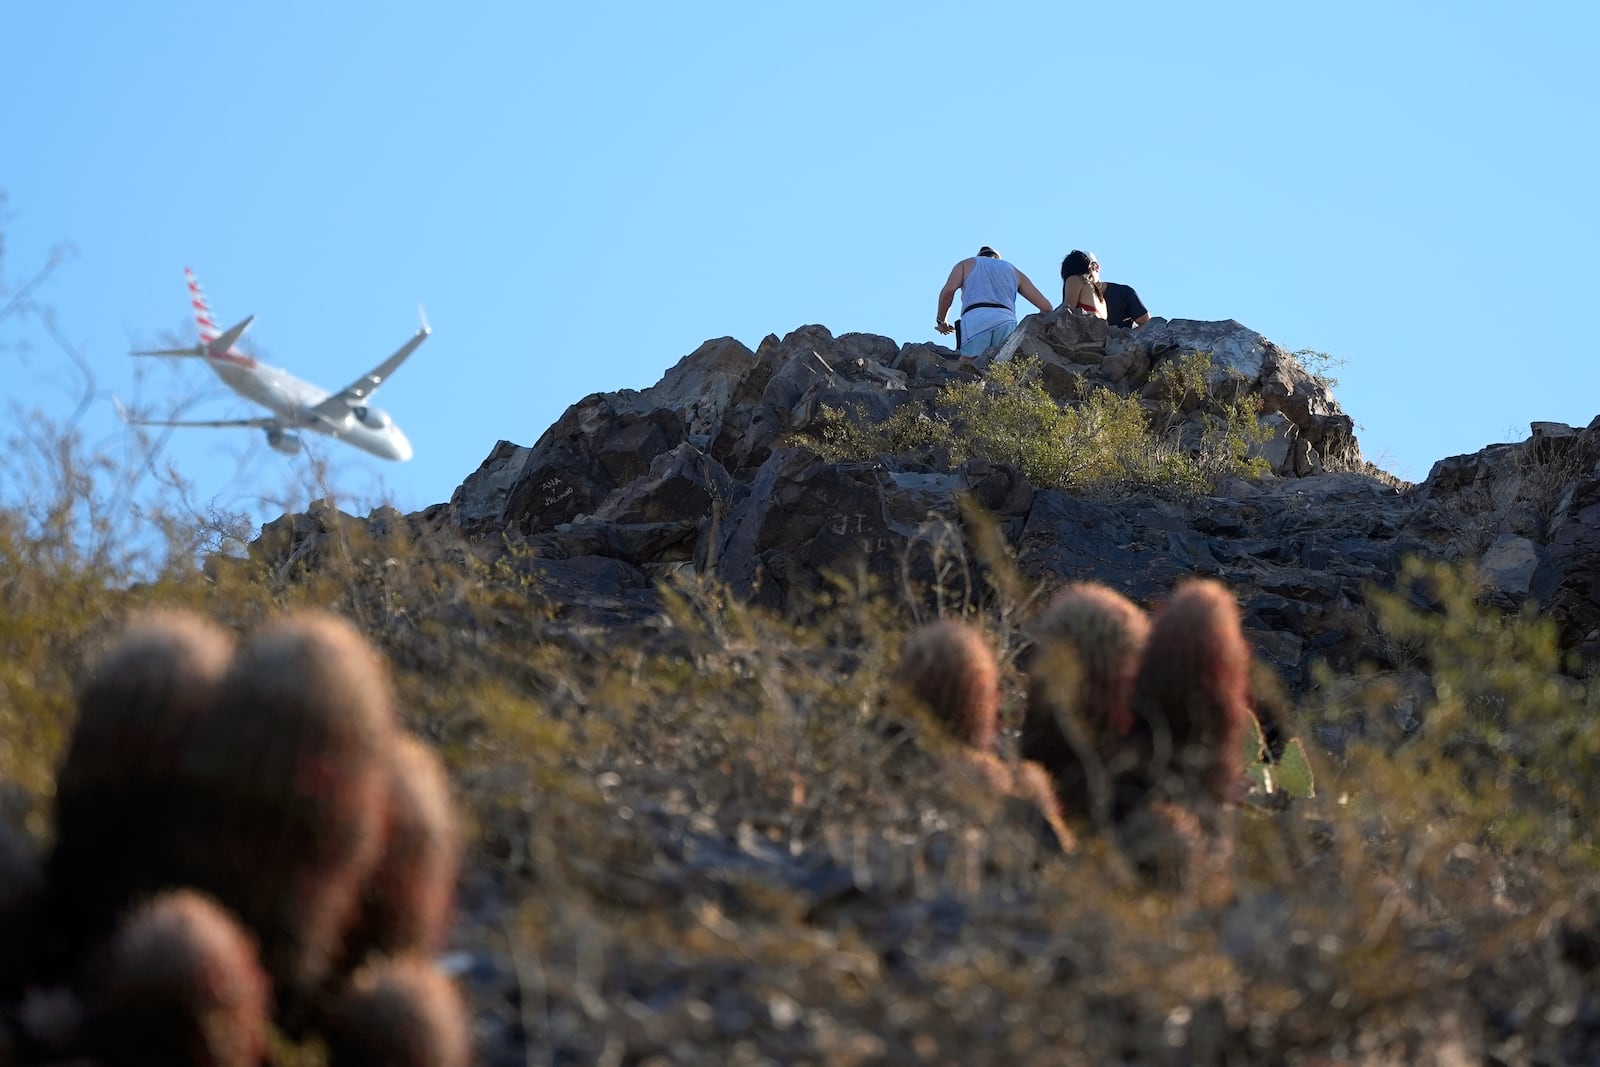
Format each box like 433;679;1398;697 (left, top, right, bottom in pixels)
266;427;304;455
352;405;392;430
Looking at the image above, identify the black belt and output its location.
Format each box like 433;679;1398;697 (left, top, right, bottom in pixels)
956;303;1010;349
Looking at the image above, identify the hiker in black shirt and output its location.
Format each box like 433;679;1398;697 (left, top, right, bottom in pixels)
1102;281;1151;330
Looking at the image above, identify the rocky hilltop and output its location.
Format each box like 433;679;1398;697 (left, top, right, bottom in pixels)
249;305;1600;755
312;309;1586;691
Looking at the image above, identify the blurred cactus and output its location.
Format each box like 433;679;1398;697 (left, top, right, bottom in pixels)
1024;582;1152;737
322;956;471;1067
1019;583;1151;828
889;618;1000;750
163;610;397;1016
1115;799;1236;905
1010;759;1079;855
49;611;235;970
1127;578;1252;809
1105;580;1249;894
890;621;1074;853
339;732;462;975
91;889;270;1067
1019;578;1257;891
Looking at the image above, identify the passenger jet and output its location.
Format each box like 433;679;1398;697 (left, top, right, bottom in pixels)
123;268;429;461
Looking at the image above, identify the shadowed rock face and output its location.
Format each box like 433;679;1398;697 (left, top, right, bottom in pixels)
267;320;1600;700
495;396;688;536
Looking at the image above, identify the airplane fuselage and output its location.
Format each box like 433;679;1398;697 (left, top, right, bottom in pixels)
206;352;413;462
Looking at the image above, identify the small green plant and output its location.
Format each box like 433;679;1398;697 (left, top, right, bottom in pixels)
1148;353;1275;481
1290;347;1346;392
1239;712;1316;800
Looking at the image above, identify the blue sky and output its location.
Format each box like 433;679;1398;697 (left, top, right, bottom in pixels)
4;2;1598;535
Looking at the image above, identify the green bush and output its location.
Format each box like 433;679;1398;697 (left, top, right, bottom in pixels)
815;355;1271;494
1290;347;1346;392
1351;558;1600;871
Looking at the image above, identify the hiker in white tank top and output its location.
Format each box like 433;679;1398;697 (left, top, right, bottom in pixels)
935;246;1055;371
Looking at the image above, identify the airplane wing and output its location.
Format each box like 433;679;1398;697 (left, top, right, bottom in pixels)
114;400;278;431
314;308;432;418
123;415;281;429
133;344;206;357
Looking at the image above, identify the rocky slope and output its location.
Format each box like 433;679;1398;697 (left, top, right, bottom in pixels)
237;308;1600;1064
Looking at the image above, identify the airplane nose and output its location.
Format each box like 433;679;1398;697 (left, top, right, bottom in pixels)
389;430;413;462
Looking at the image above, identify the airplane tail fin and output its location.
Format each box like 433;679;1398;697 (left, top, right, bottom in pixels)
179;268;256;363
185;267;219;345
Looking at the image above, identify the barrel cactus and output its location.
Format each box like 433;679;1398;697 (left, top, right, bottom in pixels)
322;956;471;1067
889;618;1000;750
162;610;397;1016
49;611;235;969
91;889;270;1067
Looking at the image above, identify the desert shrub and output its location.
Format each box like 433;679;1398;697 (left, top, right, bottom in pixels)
815;356;1270;495
1347;558;1600;872
815;400;941;464
1289;347;1346;392
0;410;209;816
1147;352;1276;482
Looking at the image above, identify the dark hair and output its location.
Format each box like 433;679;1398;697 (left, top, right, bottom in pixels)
977;246;1000;259
1060;250;1093;281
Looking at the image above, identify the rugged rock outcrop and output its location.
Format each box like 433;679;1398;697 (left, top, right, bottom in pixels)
286;316;1600;697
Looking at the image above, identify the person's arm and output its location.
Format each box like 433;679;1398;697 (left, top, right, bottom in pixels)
935;259;969;335
1015;270;1053;314
1126;286;1151;328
